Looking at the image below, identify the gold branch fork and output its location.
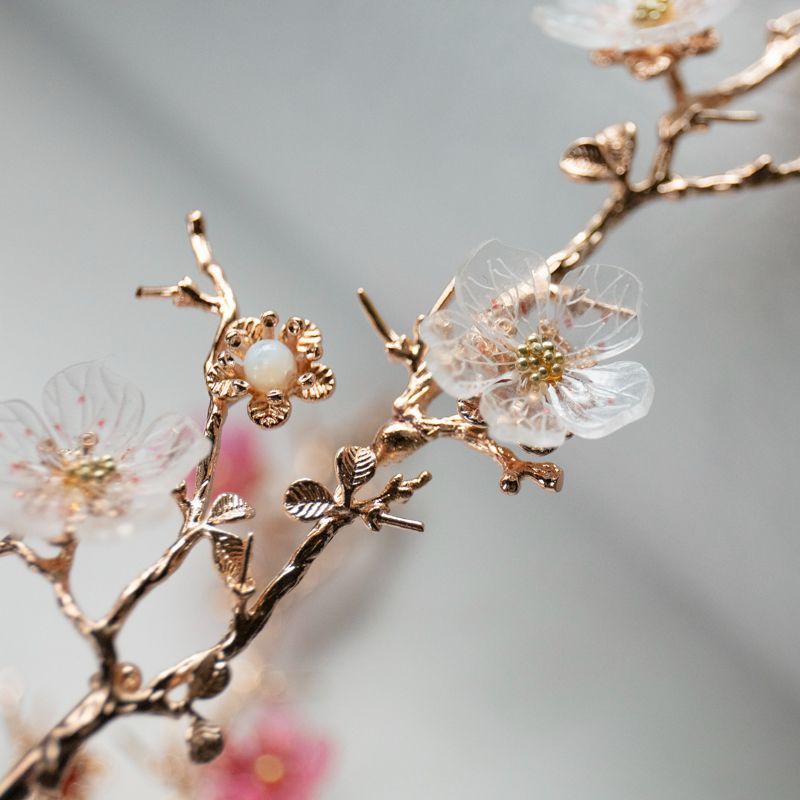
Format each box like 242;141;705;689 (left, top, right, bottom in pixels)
1;9;799;798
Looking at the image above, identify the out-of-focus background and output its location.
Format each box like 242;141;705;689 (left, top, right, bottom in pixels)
1;1;799;798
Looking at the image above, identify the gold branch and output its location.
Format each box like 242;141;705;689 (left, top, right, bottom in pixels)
659;155;800;195
0;537;100;655
549;10;800;277
3;10;800;797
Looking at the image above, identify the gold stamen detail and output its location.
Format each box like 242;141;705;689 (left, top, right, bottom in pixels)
515;333;566;384
632;0;674;27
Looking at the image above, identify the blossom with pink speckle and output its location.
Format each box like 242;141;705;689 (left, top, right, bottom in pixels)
0;361;206;538
421;241;653;450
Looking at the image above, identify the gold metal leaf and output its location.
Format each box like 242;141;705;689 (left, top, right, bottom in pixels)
560;139;615;182
247;394;292;428
296;321;323;359
187;718;224;764
205;354;248;400
211;530;254;594
189;653;231;700
208;493;255;525
284;480;336;521
225;317;265;357
457;397;485;425
297;363;335;402
335;446;377;491
596;122;636;177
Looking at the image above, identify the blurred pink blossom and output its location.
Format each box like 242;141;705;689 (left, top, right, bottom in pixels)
204;708;331;800
189;421;266;500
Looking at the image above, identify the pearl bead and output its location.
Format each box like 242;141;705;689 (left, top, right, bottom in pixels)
243;340;297;393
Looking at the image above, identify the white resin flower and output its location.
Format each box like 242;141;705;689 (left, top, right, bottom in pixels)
420;241;654;451
0;362;208;539
532;0;738;51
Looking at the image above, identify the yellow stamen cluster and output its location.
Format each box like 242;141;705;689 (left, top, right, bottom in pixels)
515;333;565;384
253;753;285;785
47;433;120;494
632;0;674;27
62;455;118;487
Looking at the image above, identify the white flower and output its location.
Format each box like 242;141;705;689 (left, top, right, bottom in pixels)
420;241;654;451
532;0;738;51
0;362;208;539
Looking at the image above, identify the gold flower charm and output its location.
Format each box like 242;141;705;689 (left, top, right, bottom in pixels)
206;312;335;429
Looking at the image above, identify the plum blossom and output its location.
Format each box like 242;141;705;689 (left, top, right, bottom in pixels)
532;0;739;51
205;313;335;430
420;241;654;451
0;361;207;538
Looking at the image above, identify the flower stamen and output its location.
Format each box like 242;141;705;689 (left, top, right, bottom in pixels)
632;0;674;27
516;333;565;384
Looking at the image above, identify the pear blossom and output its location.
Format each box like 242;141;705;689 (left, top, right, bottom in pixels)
0;361;207;538
532;0;738;51
420;241;654;451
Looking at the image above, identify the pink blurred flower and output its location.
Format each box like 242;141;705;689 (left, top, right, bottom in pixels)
188;421;266;500
205;709;331;800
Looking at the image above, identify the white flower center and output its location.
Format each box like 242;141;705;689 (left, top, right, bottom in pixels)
632;0;674;27
243;339;297;393
25;432;130;519
62;454;118;487
515;332;565;384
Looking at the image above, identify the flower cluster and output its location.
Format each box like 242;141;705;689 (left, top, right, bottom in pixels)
420;241;654;451
0;362;206;539
206;313;335;429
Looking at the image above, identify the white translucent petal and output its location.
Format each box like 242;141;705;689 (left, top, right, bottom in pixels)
124;414;208;493
533;3;629;49
532;0;738;50
0;400;51;480
42;362;144;453
556;263;643;361
547;361;654;439
0;402;54;536
0;499;66;539
454;240;550;344
420;309;514;399
479;379;567;450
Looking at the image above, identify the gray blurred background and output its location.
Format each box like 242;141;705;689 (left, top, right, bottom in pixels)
1;1;799;797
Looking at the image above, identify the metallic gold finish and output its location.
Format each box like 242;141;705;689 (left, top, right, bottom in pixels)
632;0;674;28
592;28;720;80
552;11;800;275
0;214;432;800
1;10;800;797
516;333;565;384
